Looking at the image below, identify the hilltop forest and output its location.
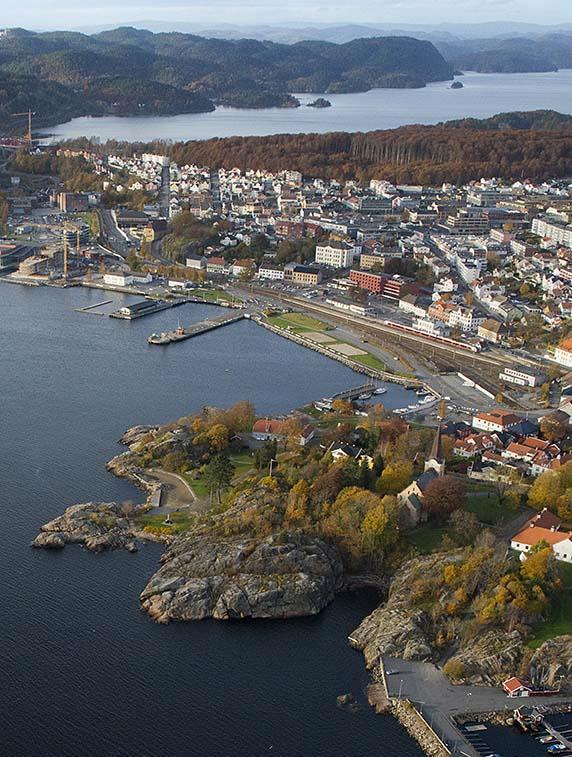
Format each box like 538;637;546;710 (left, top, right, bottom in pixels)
0;27;453;132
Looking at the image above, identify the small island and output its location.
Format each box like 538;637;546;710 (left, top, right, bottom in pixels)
307;98;332;108
451;80;464;89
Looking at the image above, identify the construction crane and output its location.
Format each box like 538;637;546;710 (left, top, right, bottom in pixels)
11;110;35;145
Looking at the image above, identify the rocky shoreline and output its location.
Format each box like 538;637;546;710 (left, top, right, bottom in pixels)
31;422;572;757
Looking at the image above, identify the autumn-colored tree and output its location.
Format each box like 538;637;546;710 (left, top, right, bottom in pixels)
206;423;230;452
423;476;466;522
520;544;553;583
332;399;353;415
540;414;569;443
378;461;413;496
284;479;310;526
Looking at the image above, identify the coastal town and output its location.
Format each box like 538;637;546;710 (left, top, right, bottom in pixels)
3;140;572;756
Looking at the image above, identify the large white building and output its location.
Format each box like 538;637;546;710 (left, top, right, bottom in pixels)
532;216;572;248
258;264;284;280
315;240;357;268
554;340;572;368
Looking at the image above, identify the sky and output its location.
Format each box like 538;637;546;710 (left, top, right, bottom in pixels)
1;0;572;30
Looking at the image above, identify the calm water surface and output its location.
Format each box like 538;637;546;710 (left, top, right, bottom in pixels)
0;284;422;756
39;70;572;143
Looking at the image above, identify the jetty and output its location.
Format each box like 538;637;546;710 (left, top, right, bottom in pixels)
75;299;113;314
148;311;245;344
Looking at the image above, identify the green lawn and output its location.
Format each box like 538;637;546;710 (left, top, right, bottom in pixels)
268;312;330;333
351;353;388;372
183;452;255;499
528;563;572;648
134;509;199;534
465;491;516;526
407;525;448;554
194;288;235;303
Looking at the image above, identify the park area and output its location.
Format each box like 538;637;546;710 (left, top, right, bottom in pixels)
267;311;388;372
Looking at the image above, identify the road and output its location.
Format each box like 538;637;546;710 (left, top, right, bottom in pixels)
97;208;128;256
159;163;170;219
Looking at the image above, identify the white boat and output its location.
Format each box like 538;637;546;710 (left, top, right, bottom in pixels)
358;393;373;401
374;387;387;395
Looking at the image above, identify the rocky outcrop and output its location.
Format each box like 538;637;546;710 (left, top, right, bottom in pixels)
32;502;143;552
447;629;525;686
349;553;450;665
530;636;572;692
140;532;343;623
119;425;158;448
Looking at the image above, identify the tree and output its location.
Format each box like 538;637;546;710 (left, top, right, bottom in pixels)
379;461;413;495
202;453;235;504
284;479;310;526
255;439;277;470
540;414;569;443
449;509;480;545
423;476;466;522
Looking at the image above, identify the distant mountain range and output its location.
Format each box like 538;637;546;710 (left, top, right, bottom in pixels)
0;28;453;132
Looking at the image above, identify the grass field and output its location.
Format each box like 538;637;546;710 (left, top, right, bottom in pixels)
268;312;330;333
184;452;256;500
407;525;448;553
351;353;388;372
134;509;199;534
464;491;516;526
194;288;235;303
528;562;572;648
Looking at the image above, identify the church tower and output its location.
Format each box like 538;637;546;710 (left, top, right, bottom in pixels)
424;423;446;477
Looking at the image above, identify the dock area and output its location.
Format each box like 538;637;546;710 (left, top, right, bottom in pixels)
148;311;246;344
110;299;187;320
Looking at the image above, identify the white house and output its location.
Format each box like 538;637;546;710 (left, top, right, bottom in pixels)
103;271;152;287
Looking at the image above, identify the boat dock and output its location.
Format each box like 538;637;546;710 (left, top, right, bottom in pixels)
148;312;246;344
75;299;113;315
544;718;572;750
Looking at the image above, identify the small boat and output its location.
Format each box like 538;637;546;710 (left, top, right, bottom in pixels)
374;387;387;395
547;744;566;753
540;736;555;744
358;393;372;401
148;332;171;345
416;388;426;395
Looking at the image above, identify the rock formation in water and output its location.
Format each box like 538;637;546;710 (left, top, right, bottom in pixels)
140;531;343;622
32;502;145;553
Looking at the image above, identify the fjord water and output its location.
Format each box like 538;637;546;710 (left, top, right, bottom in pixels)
0;285;421;756
39;70;572;143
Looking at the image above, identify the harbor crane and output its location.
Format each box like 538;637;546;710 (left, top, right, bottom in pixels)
11;110;35;145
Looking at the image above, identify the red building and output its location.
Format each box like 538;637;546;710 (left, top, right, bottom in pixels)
349;269;384;293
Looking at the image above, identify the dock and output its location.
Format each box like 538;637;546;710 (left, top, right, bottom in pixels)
75;299;113;315
148;312;246;344
110;299;187;320
544;718;572;750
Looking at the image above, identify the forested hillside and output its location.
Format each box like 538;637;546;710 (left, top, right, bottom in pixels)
162;122;572;184
0;27;453;132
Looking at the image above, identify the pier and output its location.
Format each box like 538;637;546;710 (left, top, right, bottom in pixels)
544;718;572;750
110;299;186;320
75;299;113;315
148;311;245;344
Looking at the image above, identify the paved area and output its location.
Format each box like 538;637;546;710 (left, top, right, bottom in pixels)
146;468;208;513
383;657;572;756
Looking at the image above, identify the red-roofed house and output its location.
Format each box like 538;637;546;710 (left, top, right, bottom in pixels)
473;409;522;433
252;419;285;441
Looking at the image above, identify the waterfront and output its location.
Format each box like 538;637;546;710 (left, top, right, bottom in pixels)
0;284;421;756
39;70;572;143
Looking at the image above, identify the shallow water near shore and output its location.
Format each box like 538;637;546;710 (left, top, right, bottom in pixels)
0;284;424;756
